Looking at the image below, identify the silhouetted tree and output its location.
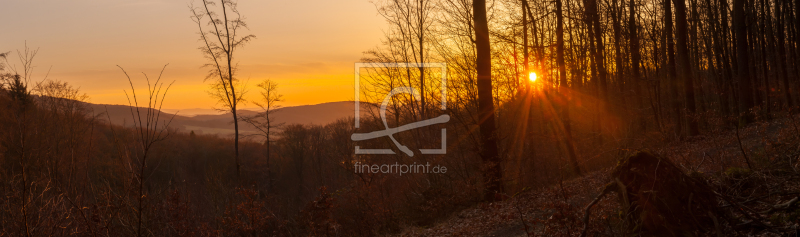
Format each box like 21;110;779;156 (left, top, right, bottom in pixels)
611;0;625;106
241;79;284;193
374;0;435;117
629;0;645;132
674;0;700;135
664;0;682;137
586;0;607;101
734;0;755;122
190;0;255;177
2;47;38;109
474;0;504;201
115;65;175;237
558;0;583;176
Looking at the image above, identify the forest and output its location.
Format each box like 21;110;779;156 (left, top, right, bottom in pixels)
1;0;800;235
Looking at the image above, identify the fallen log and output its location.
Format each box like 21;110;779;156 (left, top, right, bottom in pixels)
611;151;718;235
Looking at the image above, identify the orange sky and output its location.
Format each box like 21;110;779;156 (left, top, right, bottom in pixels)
1;0;386;111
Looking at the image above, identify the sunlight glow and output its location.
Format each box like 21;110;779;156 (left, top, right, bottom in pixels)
529;72;537;82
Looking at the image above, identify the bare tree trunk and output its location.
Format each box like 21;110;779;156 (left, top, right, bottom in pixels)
734;0;755;122
674;0;700;135
584;0;600;137
701;17;721;115
266;126;273;193
758;0;772;114
796;0;800;97
473;0;504;202
418;0;426;117
233;93;240;178
704;0;727;115
776;0;794;107
221;2;242;178
191;0;254;179
116;65;174;237
587;0;607;100
137;152;147;237
720;0;735;115
665;0;683;137
523;0;530;92
790;0;800;103
765;0;782;109
587;0;607;143
612;0;626;107
557;0;583;176
630;0;646;132
749;2;765;110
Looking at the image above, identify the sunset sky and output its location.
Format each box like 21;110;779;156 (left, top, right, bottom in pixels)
1;0;386;113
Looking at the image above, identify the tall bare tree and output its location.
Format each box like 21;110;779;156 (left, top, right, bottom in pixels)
734;0;755;122
523;0;530;93
775;0;793;107
610;0;625;106
115;65;175;237
796;0;800;96
674;0;700;135
190;0;255;177
474;0;504;202
719;0;734;114
585;0;608;143
374;0;434;118
707;0;733;116
664;0;683;137
629;0;646;132
586;0;607;100
241;79;284;193
557;0;583;176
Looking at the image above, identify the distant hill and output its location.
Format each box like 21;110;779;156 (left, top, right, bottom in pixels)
88;101;369;137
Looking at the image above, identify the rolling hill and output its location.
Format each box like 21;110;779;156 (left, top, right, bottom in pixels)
88;101;368;137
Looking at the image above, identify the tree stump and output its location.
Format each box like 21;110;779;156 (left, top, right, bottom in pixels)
612;151;718;235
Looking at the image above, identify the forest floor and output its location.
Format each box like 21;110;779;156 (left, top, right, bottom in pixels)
395;113;800;236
